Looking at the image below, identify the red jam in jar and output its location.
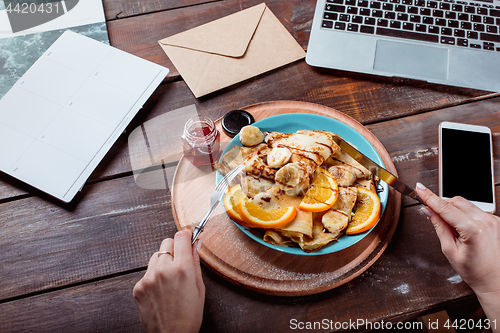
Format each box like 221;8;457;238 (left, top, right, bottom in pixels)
181;116;220;166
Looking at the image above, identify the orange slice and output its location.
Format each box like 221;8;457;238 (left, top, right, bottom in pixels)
299;168;338;212
346;186;381;235
237;200;297;229
223;185;246;225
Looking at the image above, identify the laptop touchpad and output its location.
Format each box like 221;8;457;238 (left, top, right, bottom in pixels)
374;40;448;80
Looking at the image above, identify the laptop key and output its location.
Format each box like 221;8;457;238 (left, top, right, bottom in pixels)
452;4;463;11
477;7;488;15
420;8;431;15
376;27;439;41
470;43;481;48
383;3;394;10
429;25;440;33
346;0;357;5
390;20;402;28
423;16;434;24
410;14;421;22
352;15;364;23
324;12;339;20
335;22;347;29
326;4;346;12
465;5;475;13
436;18;447;26
487;25;498;33
408;6;419;13
441;36;456;44
322;20;334;28
415;23;427;31
468;30;479;38
490;9;500;17
471;15;481;22
433;9;444;17
347;6;358;14
474;23;485;31
360;8;371;15
328;0;344;3
373;9;384;17
458;13;469;20
415;0;426;6
398;13;409;20
358;0;369;7
427;1;438;8
365;17;377;24
457;38;468;46
370;1;382;8
461;21;472;29
348;23;360;31
483;42;495;50
454;29;466;37
396;4;406;11
442;27;453;35
360;25;376;33
481;32;500;42
448;20;459;28
339;14;351;21
445;11;456;19
385;11;396;19
484;16;495;24
403;22;413;30
439;2;450;10
378;18;389;26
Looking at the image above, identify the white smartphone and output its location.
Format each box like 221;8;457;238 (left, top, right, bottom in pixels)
439;121;496;213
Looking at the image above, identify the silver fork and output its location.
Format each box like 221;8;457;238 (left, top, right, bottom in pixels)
191;164;245;245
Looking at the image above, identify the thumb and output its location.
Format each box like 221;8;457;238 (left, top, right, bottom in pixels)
193;239;205;297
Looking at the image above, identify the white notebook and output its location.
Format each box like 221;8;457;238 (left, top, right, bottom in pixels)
0;31;169;202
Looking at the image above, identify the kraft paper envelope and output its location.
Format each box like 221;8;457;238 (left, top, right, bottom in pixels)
158;3;306;98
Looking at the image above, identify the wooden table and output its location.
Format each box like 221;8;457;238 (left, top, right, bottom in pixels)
1;0;499;331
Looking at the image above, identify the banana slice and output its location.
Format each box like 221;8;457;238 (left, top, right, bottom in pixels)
275;163;304;191
239;125;264;147
267;147;292;168
327;165;356;187
321;210;348;238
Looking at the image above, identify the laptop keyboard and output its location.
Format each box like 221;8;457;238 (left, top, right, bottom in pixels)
321;0;500;51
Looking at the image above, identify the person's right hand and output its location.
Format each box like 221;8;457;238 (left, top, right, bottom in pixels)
416;183;500;324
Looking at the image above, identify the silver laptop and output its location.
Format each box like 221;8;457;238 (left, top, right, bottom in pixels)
306;0;500;91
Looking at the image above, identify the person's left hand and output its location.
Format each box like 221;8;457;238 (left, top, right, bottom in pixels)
133;230;205;333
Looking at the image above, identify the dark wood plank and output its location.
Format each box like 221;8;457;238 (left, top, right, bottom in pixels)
0;173;177;302
0;271;144;333
0;204;479;332
102;0;220;20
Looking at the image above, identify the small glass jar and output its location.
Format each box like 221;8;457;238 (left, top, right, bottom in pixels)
181;116;220;166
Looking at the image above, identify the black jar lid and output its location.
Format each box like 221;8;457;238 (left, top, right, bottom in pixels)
221;109;255;137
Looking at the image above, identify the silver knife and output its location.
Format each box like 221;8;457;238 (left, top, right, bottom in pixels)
331;134;424;204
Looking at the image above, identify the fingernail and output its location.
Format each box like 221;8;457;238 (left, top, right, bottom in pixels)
416;182;427;190
420;207;432;219
196;238;202;253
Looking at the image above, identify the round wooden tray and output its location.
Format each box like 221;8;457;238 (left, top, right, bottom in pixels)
171;101;401;296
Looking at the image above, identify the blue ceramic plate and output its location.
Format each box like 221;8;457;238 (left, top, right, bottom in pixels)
217;113;388;256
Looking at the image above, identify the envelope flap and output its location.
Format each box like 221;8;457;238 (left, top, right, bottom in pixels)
159;3;266;57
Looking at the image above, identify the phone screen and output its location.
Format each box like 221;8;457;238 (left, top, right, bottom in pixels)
441;128;494;203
